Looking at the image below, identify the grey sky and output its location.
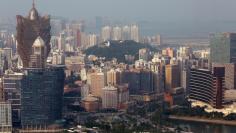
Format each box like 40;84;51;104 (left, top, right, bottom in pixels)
0;0;236;22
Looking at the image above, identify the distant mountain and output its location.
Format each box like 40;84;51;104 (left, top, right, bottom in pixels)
84;40;158;62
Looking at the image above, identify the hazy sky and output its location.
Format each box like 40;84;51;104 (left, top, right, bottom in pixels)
1;0;236;22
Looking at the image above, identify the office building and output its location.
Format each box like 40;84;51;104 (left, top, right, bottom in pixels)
189;67;225;109
0;102;12;133
21;66;65;126
210;33;236;63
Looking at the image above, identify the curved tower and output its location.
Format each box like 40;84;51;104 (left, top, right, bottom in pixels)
16;2;51;68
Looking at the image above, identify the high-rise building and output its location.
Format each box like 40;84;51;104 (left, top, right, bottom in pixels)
88;34;97;47
112;26;122;40
16;3;65;127
122;26;131;40
117;84;129;110
0;102;12;133
189;67;225;109
101;26;112;42
130;24;139;42
3;48;12;69
21;66;65;126
165;64;180;91
89;72;105;97
16;2;51;68
212;63;236;90
121;70;141;94
210;33;236;63
3;71;24;124
58;32;66;51
102;85;118;109
76;29;81;47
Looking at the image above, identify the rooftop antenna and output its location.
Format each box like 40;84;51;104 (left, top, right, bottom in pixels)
33;0;35;8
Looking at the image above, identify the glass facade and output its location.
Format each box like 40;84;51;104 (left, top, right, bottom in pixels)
20;66;65;126
210;33;236;63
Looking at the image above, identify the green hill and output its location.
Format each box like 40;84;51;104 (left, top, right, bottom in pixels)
84;40;158;62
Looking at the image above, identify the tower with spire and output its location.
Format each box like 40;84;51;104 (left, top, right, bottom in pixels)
16;0;51;68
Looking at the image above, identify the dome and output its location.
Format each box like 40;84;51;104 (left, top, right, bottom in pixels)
28;1;39;20
82;94;99;102
32;36;45;47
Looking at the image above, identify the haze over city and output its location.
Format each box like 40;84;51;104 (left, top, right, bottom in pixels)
1;0;236;133
1;0;236;37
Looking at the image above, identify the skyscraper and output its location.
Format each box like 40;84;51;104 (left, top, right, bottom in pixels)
15;2;65;127
21;66;65;126
130;24;139;42
16;2;51;68
210;33;236;63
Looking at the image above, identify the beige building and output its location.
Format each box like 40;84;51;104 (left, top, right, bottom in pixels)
106;69;121;86
165;64;180;91
89;72;105;97
102;85;118;109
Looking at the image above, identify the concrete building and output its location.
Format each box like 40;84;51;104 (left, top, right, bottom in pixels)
112;26;122;40
117;84;129;109
102;85;118;109
212;63;236;90
89;72;105;98
130;24;139;42
0;102;12;133
101;26;112;42
122;25;131;40
165;64;180;92
3;71;24;124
